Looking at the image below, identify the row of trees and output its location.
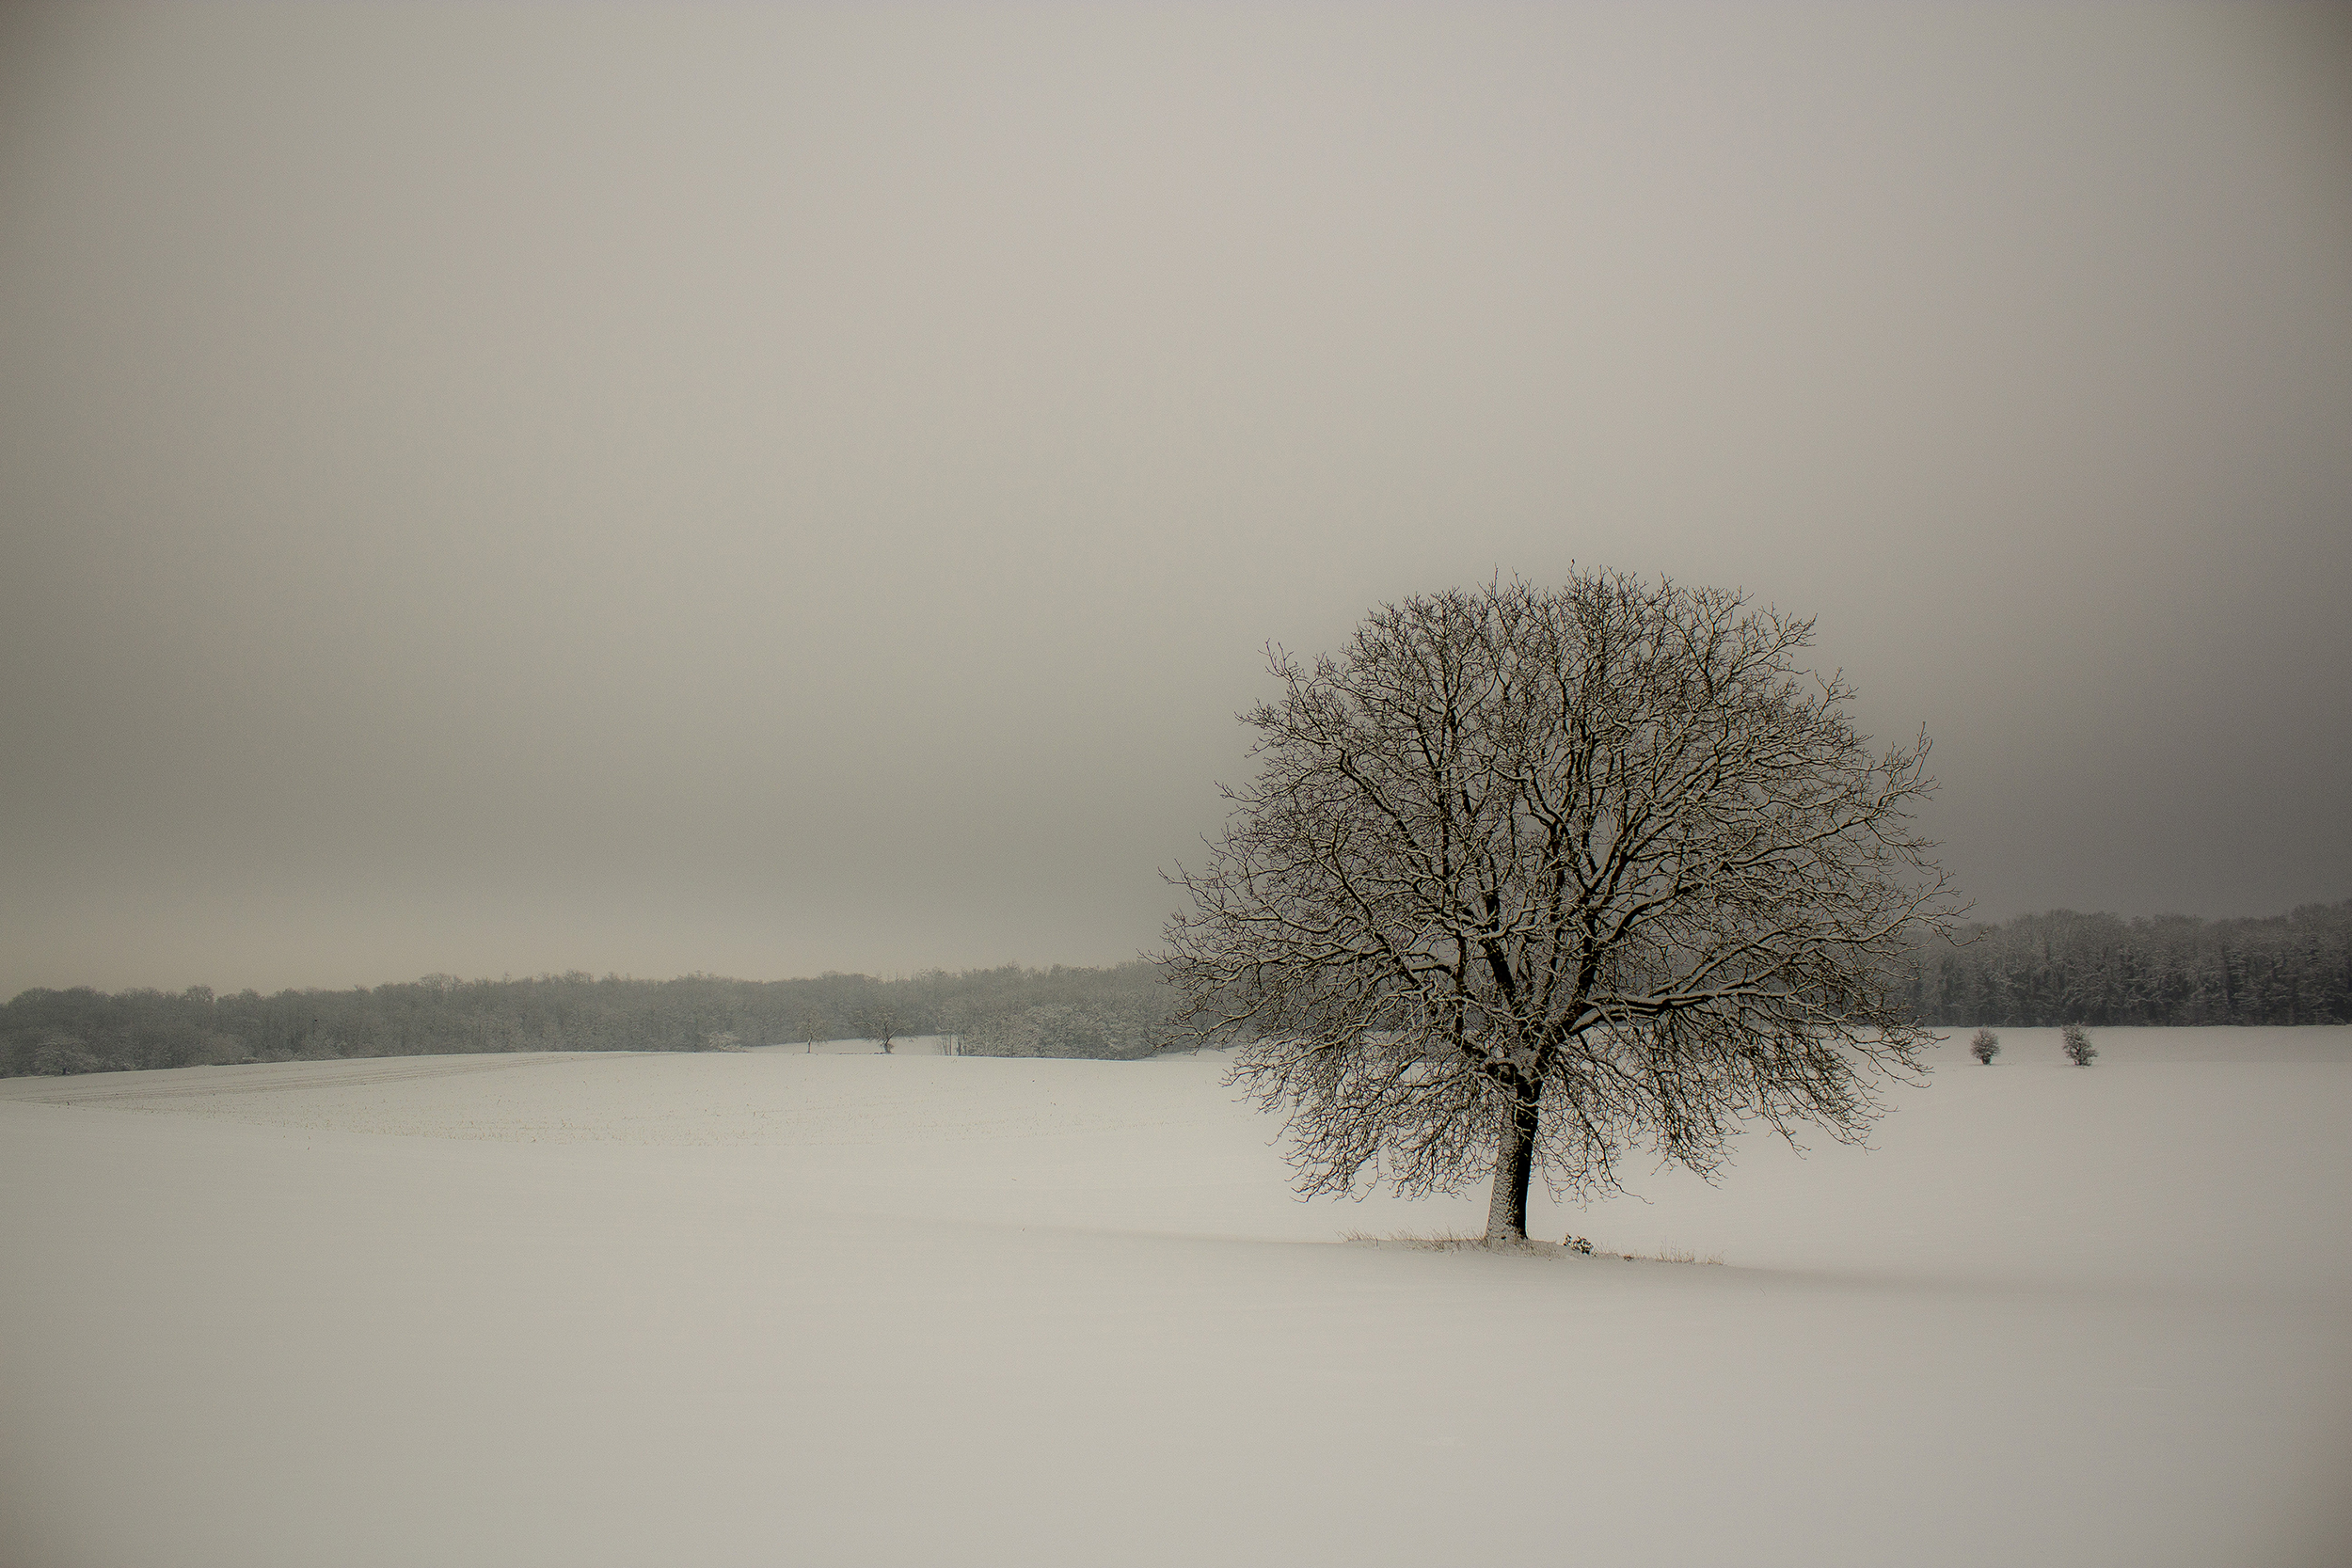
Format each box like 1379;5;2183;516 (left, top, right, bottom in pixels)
1;963;1176;1079
1891;902;2352;1026
22;893;2336;1081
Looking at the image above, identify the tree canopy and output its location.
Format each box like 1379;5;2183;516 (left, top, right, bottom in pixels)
1163;571;1955;1242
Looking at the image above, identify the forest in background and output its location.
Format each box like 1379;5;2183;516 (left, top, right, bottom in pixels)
7;900;2349;1077
1896;900;2351;1027
1;962;1172;1078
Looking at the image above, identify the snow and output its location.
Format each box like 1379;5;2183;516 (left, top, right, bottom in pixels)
3;1027;2347;1566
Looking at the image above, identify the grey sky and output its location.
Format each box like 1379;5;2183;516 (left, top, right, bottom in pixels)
3;2;2347;995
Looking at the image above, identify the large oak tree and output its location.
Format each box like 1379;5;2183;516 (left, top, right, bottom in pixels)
1163;572;1955;1243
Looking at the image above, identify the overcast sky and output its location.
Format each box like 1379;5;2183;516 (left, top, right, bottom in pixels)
3;2;2347;995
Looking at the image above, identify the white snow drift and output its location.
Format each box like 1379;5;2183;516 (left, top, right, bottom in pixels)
2;1027;2346;1566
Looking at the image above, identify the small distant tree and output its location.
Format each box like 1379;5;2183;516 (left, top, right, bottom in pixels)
1969;1029;2000;1065
2059;1022;2096;1067
850;994;902;1054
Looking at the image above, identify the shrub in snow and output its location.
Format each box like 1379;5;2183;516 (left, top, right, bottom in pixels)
1564;1235;1594;1255
2059;1022;2096;1068
959;1002;1163;1060
1969;1029;1999;1065
29;1035;106;1076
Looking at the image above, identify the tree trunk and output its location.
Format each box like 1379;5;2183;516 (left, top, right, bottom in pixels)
1483;1090;1539;1243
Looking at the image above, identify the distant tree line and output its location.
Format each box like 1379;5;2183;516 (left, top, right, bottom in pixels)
15;900;2345;1078
1891;901;2352;1026
1;963;1177;1078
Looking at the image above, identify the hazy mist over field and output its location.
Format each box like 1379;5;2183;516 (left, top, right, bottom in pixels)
3;2;2347;994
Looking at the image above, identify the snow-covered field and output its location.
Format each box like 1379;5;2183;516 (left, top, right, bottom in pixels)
3;1027;2346;1567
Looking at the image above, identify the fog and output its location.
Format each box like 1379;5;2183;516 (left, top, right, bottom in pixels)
3;2;2346;994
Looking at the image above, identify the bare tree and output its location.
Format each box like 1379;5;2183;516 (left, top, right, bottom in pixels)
1969;1028;2000;1065
850;992;902;1054
2059;1022;2096;1067
1162;573;1956;1243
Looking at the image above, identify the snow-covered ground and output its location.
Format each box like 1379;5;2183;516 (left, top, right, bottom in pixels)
2;1027;2346;1566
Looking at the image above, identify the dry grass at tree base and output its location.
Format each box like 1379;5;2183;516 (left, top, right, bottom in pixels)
1340;1229;1724;1264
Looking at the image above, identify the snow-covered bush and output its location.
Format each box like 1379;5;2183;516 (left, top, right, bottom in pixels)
2059;1022;2096;1068
1969;1029;2000;1065
29;1034;107;1075
960;1002;1163;1059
